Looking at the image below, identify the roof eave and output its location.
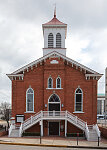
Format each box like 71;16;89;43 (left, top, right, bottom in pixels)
8;51;102;76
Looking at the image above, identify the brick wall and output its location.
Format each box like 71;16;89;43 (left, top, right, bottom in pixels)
99;126;107;139
0;131;8;137
11;57;98;135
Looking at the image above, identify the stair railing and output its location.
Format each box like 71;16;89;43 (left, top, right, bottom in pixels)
66;111;86;130
22;111;42;130
21;110;87;132
8;124;15;137
85;123;89;140
19;123;23;137
93;124;100;137
42;111;65;118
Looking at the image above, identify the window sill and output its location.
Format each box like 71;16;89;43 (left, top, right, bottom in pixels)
73;111;84;114
24;112;35;113
46;88;63;90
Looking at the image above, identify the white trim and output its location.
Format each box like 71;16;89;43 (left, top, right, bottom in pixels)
65;119;67;137
26;88;34;112
46;88;63;90
6;74;23;77
48;93;61;103
48;33;54;48
73;111;84;113
56;33;61;48
24;112;36;113
85;74;102;80
6;74;24;80
43;24;67;27
75;88;83;112
50;60;59;64
85;74;102;77
16;115;24;116
56;76;61;88
9;51;102;76
48;94;61;111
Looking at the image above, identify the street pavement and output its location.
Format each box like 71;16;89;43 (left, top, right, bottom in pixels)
0;136;107;148
0;145;106;150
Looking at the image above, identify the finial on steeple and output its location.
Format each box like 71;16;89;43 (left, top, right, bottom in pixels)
54;3;56;18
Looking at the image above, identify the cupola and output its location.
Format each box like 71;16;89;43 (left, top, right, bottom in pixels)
42;8;67;56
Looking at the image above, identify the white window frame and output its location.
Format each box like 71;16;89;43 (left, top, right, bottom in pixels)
26;88;34;113
74;88;83;112
48;94;61;111
56;77;61;89
48;33;54;48
56;33;61;48
48;77;53;89
16;115;24;123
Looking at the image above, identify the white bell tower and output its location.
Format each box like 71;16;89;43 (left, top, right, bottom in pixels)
42;8;67;56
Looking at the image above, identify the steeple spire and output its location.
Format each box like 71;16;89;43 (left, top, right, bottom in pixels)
54;4;56;18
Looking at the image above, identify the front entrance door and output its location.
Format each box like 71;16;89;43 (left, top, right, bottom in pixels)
48;94;60;112
49;122;59;136
49;103;60;111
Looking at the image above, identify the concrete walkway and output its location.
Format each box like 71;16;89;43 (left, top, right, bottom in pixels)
0;136;107;149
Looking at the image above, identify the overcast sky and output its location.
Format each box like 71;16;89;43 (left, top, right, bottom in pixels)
0;0;107;104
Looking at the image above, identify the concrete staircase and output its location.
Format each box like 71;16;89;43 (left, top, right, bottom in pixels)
9;111;100;141
9;129;20;137
87;125;100;141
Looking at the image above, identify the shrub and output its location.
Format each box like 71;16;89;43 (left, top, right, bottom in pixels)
22;132;40;136
66;133;84;137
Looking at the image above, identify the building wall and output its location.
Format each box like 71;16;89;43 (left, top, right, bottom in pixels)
12;56;98;126
97;96;105;115
105;68;107;113
24;120;83;136
44;28;66;48
43;48;66;56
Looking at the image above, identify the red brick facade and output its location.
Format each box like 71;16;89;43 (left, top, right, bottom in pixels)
11;56;98;135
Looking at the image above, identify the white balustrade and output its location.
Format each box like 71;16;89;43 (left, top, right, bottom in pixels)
10;110;87;137
85;123;89;140
93;124;100;137
8;124;14;137
19;123;23;137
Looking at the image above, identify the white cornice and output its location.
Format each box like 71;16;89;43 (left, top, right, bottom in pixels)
7;51;102;80
85;74;103;80
42;24;67;28
7;74;23;77
85;74;103;77
7;74;24;81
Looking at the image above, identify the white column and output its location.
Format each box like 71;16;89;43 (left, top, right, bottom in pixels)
31;116;33;124
41;120;43;136
65;119;67;137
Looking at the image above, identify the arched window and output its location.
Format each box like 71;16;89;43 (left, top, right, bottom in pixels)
56;77;61;88
56;33;61;48
75;88;83;112
26;88;34;112
49;94;60;102
48;77;53;88
48;94;60;113
48;33;54;48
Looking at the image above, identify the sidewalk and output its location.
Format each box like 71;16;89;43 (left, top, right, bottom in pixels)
0;136;107;149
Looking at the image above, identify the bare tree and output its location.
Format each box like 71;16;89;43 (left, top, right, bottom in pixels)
0;102;11;128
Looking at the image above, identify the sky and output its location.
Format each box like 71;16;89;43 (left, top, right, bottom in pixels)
0;0;107;104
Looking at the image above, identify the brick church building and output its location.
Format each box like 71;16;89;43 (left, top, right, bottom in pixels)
7;10;102;141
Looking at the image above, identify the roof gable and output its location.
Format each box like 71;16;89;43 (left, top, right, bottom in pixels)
7;51;103;80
